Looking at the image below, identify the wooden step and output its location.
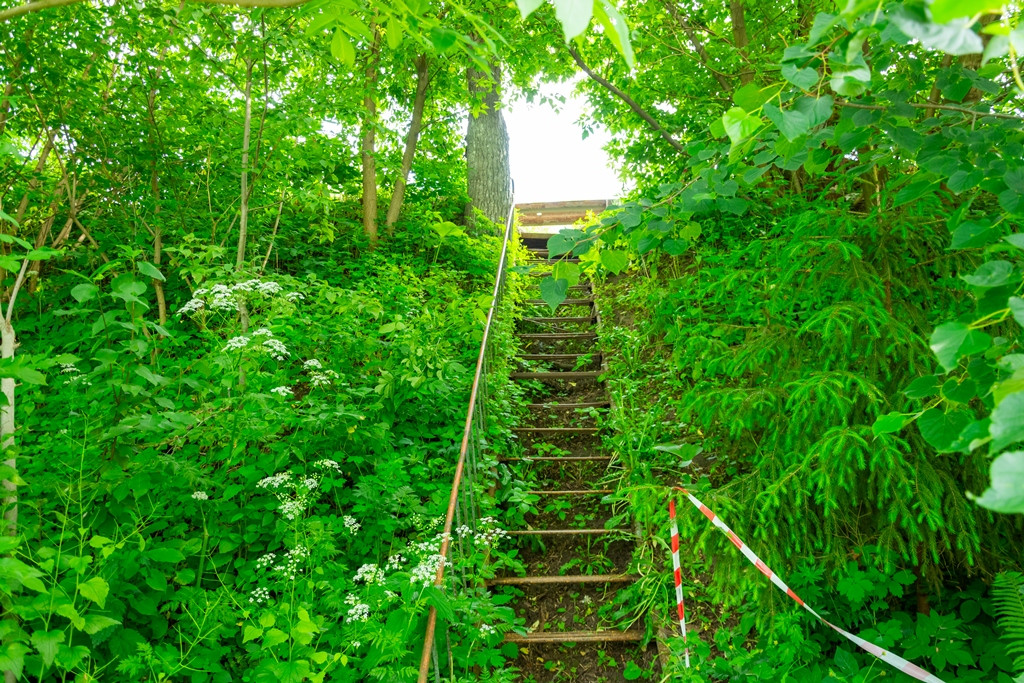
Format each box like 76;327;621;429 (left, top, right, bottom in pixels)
512;428;599;437
521;316;594;324
487;574;633;586
527;258;581;264
507;528;621;536
505;630;643;644
517;333;597;340
511;371;602;380
524;298;593;306
526;401;610;409
519;352;598;361
526;489;614;495
498;455;612;462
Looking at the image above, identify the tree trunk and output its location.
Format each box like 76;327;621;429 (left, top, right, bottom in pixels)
1;317;14;683
729;0;753;84
361;28;381;247
235;58;254;271
386;54;430;233
465;64;512;228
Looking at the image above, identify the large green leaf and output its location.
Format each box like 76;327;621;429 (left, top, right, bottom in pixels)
515;0;545;18
721;107;761;146
930;322;989;372
538;277;568;311
961;260;1014;288
929;0;1005;24
551;261;580;286
890;7;984;55
594;0;634;67
78;577;110;608
972;451;1024;513
782;63;820;90
919;408;972;452
30;630;63;667
872;412;908;436
553;0;593;40
990;391;1024;452
600;249;629;275
547;230;583;258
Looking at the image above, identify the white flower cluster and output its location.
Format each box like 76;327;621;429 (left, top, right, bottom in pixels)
263;338;289;361
59;363;79;374
313;459;341;472
385;554;405;571
471;517;509;547
351;641;361;649
223;335;249;351
303;359;338;388
480;623;497;637
285;291;305;302
353;563;385;585
271;546;310;581
343;515;361;534
249;586;271;605
271;385;293;398
344;594;370;622
177;279;288;316
257;471;320;520
191;491;209;501
255;553;276;570
410;554;449;587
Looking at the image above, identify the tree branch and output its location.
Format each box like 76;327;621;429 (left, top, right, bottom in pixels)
660;0;734;92
839;99;1024;122
567;45;683;152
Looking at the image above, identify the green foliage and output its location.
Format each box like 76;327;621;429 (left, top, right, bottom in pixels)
994;571;1024;673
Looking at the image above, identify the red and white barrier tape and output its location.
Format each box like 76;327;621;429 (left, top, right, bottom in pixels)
668;487;946;683
668;498;690;667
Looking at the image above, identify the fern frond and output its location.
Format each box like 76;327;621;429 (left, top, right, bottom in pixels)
994;571;1024;672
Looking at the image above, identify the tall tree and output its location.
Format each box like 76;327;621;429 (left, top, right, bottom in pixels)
464;63;511;226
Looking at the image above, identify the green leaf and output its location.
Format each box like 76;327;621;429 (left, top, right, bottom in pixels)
904;375;941;399
1005;233;1024;250
782;63;820;89
594;0;634;67
721;107;761;146
70;283;99;303
733;82;774;112
972;450;1024;513
662;239;690;255
930;322;989;372
962;260;1014;288
138;261;165;282
0;642;30;679
553;0;593;41
1009;297;1024;327
538;277;568;312
890;7;984;55
623;661;645;680
929;0;1005;24
547;230;582;258
147;547;185;563
330;28;354;67
30;630;63;667
82;615;120;635
428;27;458;52
764;103;810;141
386;17;403;50
551;261;580;287
872;412;908;436
951;221;1000;249
78;577;110;608
830;66;871;97
990;391;1024;452
919;408;972;452
516;0;545;18
243;625;263;643
600;249;629;275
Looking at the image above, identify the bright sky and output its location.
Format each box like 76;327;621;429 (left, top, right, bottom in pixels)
504;80;630;204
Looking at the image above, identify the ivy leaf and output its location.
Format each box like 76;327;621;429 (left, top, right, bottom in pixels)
971;450;1024;513
78;577;110;608
919;408;972;452
872;412;908;436
547;230;582;258
30;630;63;667
600;249;628;275
961;260;1014;288
990;391;1024;453
538;277;568;312
782;63;820;89
552;0;593;41
551;261;580;286
721;107;761;146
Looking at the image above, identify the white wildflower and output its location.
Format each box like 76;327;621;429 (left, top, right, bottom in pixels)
263;338;289;361
343;515;361;533
352;641;361;649
191;491;209;501
301;477;319;490
346;602;370;623
223;335;249;351
313;459;341;472
303;359;323;370
255;553;276;570
354;563;385;585
410;554;448;587
249;586;271;605
253;327;273;337
271;385;293;398
177;298;204;315
386;554;406;571
285;291;305;301
480;623;497;637
59;363;79;375
257;472;292;489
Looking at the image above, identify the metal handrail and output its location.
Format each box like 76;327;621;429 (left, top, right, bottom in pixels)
416;194;517;683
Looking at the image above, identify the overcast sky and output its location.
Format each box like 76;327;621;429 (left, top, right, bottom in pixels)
503;80;630;204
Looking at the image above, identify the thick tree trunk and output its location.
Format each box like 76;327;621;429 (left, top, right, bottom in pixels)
235;59;254;271
386;54;430;233
465;64;511;228
361;28;381;247
729;0;753;84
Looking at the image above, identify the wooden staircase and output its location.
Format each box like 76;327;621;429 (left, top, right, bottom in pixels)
493;244;655;680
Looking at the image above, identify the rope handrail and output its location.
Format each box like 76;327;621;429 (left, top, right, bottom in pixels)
416;193;517;683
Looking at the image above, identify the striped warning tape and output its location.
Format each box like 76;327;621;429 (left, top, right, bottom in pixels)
667;498;690;667
669;487;947;683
